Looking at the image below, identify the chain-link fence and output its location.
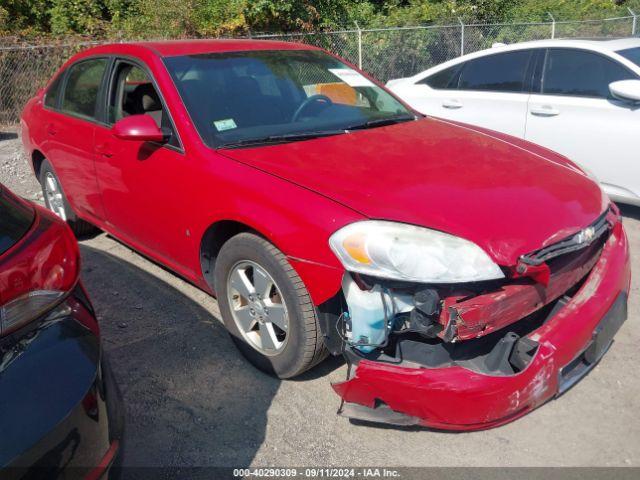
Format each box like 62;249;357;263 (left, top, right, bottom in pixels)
1;14;639;125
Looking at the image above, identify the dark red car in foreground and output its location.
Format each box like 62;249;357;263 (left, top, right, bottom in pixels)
0;183;122;476
20;39;630;430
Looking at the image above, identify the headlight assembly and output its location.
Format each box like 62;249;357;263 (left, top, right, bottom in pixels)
329;220;504;283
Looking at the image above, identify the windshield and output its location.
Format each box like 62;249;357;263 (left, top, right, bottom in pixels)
616;47;640;67
164;49;413;148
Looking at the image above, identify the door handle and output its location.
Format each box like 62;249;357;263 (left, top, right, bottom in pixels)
442;99;463;109
95;143;113;158
530;105;560;117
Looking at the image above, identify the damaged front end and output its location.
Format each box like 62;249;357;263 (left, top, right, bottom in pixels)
323;208;630;430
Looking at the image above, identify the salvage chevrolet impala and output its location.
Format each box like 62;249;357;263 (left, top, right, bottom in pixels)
20;40;630;430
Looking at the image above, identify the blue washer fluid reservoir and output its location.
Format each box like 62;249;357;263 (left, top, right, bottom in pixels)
341;275;413;353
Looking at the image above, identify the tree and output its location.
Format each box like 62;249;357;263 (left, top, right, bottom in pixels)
48;0;110;35
243;0;354;33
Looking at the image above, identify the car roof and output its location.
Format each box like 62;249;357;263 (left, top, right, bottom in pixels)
95;39;318;58
402;37;640;81
493;37;640;53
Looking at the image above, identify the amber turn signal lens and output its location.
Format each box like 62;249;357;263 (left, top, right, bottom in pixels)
342;232;371;264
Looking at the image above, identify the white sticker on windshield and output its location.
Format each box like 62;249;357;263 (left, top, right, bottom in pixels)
213;118;237;131
328;68;375;87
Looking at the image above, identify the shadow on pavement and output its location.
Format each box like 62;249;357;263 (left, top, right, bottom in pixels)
0;132;18;142
293;354;345;382
79;245;280;470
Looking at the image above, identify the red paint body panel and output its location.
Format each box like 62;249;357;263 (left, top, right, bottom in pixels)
222;117;607;266
112;114;165;142
0;202;80;310
132;39;320;57
332;224;630;430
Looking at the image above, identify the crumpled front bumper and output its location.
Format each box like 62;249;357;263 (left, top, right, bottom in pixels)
332;223;631;431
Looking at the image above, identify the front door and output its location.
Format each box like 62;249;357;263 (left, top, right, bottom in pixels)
93;59;192;271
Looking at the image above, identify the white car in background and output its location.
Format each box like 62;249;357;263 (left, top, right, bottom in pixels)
387;38;640;206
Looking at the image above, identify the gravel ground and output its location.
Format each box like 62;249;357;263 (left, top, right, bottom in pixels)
0;131;43;202
1;127;639;469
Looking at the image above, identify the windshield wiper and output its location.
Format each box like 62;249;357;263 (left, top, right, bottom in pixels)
217;130;346;149
345;115;417;131
217;116;418;149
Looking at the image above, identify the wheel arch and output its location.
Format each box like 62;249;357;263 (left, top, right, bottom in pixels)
32;149;46;179
199;219;271;294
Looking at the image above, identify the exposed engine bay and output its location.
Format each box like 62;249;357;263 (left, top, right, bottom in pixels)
328;208;613;377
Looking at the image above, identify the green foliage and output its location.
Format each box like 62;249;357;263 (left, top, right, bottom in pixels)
113;0;246;38
3;0;640;39
509;0;640;21
48;0;108;35
244;0;353;32
369;0;517;25
0;0;50;35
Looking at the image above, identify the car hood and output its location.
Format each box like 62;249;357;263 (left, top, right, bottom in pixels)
219;117;607;266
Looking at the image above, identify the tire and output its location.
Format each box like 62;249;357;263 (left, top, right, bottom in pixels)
39;159;98;237
214;233;328;378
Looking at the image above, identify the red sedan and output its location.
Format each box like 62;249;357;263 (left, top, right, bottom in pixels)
20;40;630;430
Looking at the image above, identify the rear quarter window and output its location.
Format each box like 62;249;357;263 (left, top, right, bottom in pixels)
61;58;108;120
418;64;461;89
0;187;35;256
44;72;65;109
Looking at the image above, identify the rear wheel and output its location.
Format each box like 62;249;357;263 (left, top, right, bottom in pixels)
214;233;327;378
39;160;97;237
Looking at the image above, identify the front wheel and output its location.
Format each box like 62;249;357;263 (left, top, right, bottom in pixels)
214;233;327;378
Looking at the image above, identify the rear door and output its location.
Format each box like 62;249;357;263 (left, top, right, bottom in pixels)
525;48;639;199
45;57;110;222
409;49;534;138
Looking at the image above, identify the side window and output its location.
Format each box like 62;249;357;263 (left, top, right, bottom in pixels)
418;65;460;90
458;50;532;93
44;72;65;109
61;58;108;120
542;49;636;98
108;61;180;148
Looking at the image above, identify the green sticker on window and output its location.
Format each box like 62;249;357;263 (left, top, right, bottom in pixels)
213;118;237;131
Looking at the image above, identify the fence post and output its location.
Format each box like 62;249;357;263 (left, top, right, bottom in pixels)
354;21;363;69
547;12;556;39
629;7;637;36
458;17;465;56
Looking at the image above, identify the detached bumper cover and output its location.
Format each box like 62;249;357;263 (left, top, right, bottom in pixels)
332;224;630;431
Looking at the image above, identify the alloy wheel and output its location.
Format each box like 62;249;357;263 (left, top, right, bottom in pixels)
227;260;289;356
43;172;67;221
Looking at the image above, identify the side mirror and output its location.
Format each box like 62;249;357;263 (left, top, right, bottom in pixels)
112;114;167;143
609;80;640;104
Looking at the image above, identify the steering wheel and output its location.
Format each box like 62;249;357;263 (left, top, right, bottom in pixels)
292;94;333;122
